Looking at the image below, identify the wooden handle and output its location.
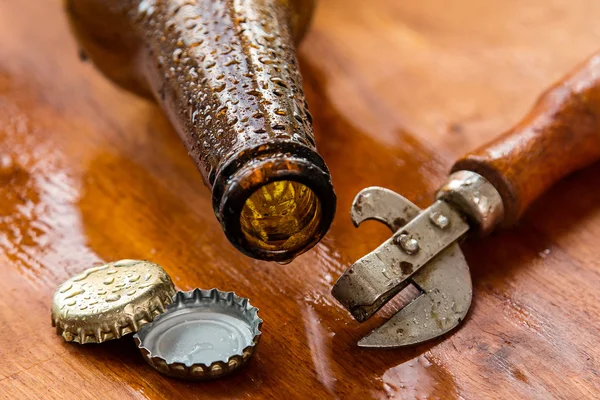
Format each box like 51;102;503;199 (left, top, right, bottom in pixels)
452;53;600;226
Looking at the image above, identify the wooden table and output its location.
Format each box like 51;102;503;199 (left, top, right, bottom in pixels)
1;0;599;398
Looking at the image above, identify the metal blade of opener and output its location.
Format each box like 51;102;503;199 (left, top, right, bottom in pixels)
331;187;473;348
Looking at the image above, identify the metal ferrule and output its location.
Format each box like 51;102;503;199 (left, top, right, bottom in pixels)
436;170;505;236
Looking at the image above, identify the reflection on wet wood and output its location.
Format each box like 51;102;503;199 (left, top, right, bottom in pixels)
1;0;600;398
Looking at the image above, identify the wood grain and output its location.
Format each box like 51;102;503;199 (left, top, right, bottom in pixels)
1;0;600;399
453;53;600;225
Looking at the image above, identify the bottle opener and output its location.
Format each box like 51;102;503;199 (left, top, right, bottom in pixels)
332;52;600;348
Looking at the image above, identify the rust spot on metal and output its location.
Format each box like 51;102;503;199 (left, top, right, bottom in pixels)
399;261;413;275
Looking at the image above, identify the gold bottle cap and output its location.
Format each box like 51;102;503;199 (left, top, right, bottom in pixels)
51;260;176;344
134;289;262;380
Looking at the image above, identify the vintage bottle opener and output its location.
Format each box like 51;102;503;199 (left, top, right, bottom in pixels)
332;52;600;348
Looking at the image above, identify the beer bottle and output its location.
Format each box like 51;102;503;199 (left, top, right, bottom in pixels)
66;0;336;262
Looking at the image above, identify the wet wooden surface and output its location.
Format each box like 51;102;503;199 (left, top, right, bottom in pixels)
1;0;599;399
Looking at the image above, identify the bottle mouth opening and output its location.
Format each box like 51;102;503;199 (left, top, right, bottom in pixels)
240;181;322;254
213;149;336;262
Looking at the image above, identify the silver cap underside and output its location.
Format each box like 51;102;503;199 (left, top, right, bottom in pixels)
134;289;262;380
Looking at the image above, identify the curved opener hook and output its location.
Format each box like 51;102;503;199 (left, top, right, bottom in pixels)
332;187;473;348
350;187;421;232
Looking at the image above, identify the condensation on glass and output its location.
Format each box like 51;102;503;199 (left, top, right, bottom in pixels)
66;0;336;261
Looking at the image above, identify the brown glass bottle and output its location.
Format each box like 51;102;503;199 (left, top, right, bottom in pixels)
66;0;336;261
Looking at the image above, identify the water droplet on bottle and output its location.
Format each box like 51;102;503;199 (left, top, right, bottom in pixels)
172;48;183;63
258;57;274;64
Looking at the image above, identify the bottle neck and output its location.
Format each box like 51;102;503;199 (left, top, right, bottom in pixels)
134;0;335;260
136;0;318;185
